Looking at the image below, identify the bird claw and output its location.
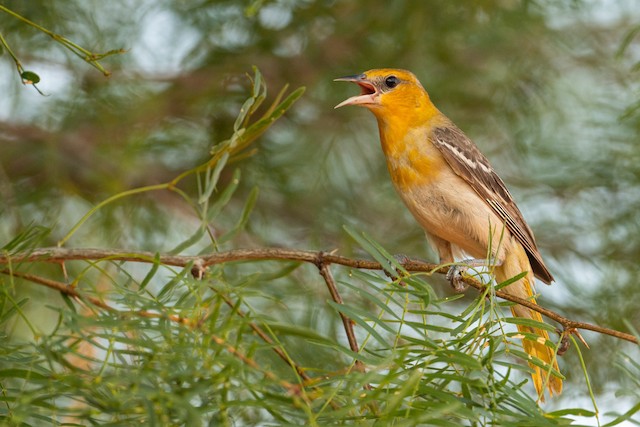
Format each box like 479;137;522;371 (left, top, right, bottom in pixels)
445;258;503;292
446;264;469;293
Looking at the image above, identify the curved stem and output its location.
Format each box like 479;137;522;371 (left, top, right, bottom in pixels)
57;183;169;247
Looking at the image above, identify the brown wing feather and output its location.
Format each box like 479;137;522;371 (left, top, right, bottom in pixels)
431;126;554;284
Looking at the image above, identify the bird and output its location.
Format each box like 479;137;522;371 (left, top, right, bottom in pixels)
335;68;562;400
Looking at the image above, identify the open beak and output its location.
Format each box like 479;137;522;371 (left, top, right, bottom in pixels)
334;74;379;109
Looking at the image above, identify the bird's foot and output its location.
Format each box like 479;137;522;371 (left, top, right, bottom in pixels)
445;258;502;293
446;264;469;293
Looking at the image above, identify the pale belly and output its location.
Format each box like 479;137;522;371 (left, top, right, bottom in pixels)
392;171;510;261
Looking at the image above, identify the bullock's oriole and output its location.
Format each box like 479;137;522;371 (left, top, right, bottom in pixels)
335;68;562;400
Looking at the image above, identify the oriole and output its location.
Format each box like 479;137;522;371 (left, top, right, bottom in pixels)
335;68;562;400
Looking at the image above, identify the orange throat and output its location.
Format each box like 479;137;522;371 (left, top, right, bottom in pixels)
376;111;445;192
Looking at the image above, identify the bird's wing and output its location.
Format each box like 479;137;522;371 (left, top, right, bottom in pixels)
431;125;554;284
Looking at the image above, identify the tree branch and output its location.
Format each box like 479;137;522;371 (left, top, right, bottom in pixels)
1;246;636;344
315;252;363;369
0;268;307;399
210;289;313;383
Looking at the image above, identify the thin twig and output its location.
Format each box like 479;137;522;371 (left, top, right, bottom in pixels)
315;253;363;369
212;291;312;382
315;253;377;413
0;269;305;398
208;334;304;397
1;269;190;325
1;247;637;344
0;5;118;76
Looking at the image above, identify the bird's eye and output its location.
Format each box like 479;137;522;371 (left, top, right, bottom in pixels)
384;76;399;88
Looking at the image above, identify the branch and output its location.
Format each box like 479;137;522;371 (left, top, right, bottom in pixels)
1;246;637;344
0;268;306;399
0;5;123;77
1;268;189;325
315;253;363;367
210;289;312;383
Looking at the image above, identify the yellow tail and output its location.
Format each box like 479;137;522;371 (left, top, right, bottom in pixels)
495;245;563;401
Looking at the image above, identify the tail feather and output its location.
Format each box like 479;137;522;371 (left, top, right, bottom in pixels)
495;245;563;401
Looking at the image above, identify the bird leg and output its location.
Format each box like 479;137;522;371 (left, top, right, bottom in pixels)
446;258;503;293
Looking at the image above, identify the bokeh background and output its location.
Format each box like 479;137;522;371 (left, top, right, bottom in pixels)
1;0;639;423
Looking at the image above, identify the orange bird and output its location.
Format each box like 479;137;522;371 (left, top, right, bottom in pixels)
335;68;562;399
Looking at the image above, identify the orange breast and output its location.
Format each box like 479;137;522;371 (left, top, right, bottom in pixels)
379;125;443;192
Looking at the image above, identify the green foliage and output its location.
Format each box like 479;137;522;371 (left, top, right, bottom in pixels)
0;246;576;425
0;5;124;79
0;68;634;426
1;1;640;426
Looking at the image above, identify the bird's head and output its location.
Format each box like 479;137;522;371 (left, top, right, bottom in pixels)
334;69;432;121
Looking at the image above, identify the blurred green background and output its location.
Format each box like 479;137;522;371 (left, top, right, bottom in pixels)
1;0;639;422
